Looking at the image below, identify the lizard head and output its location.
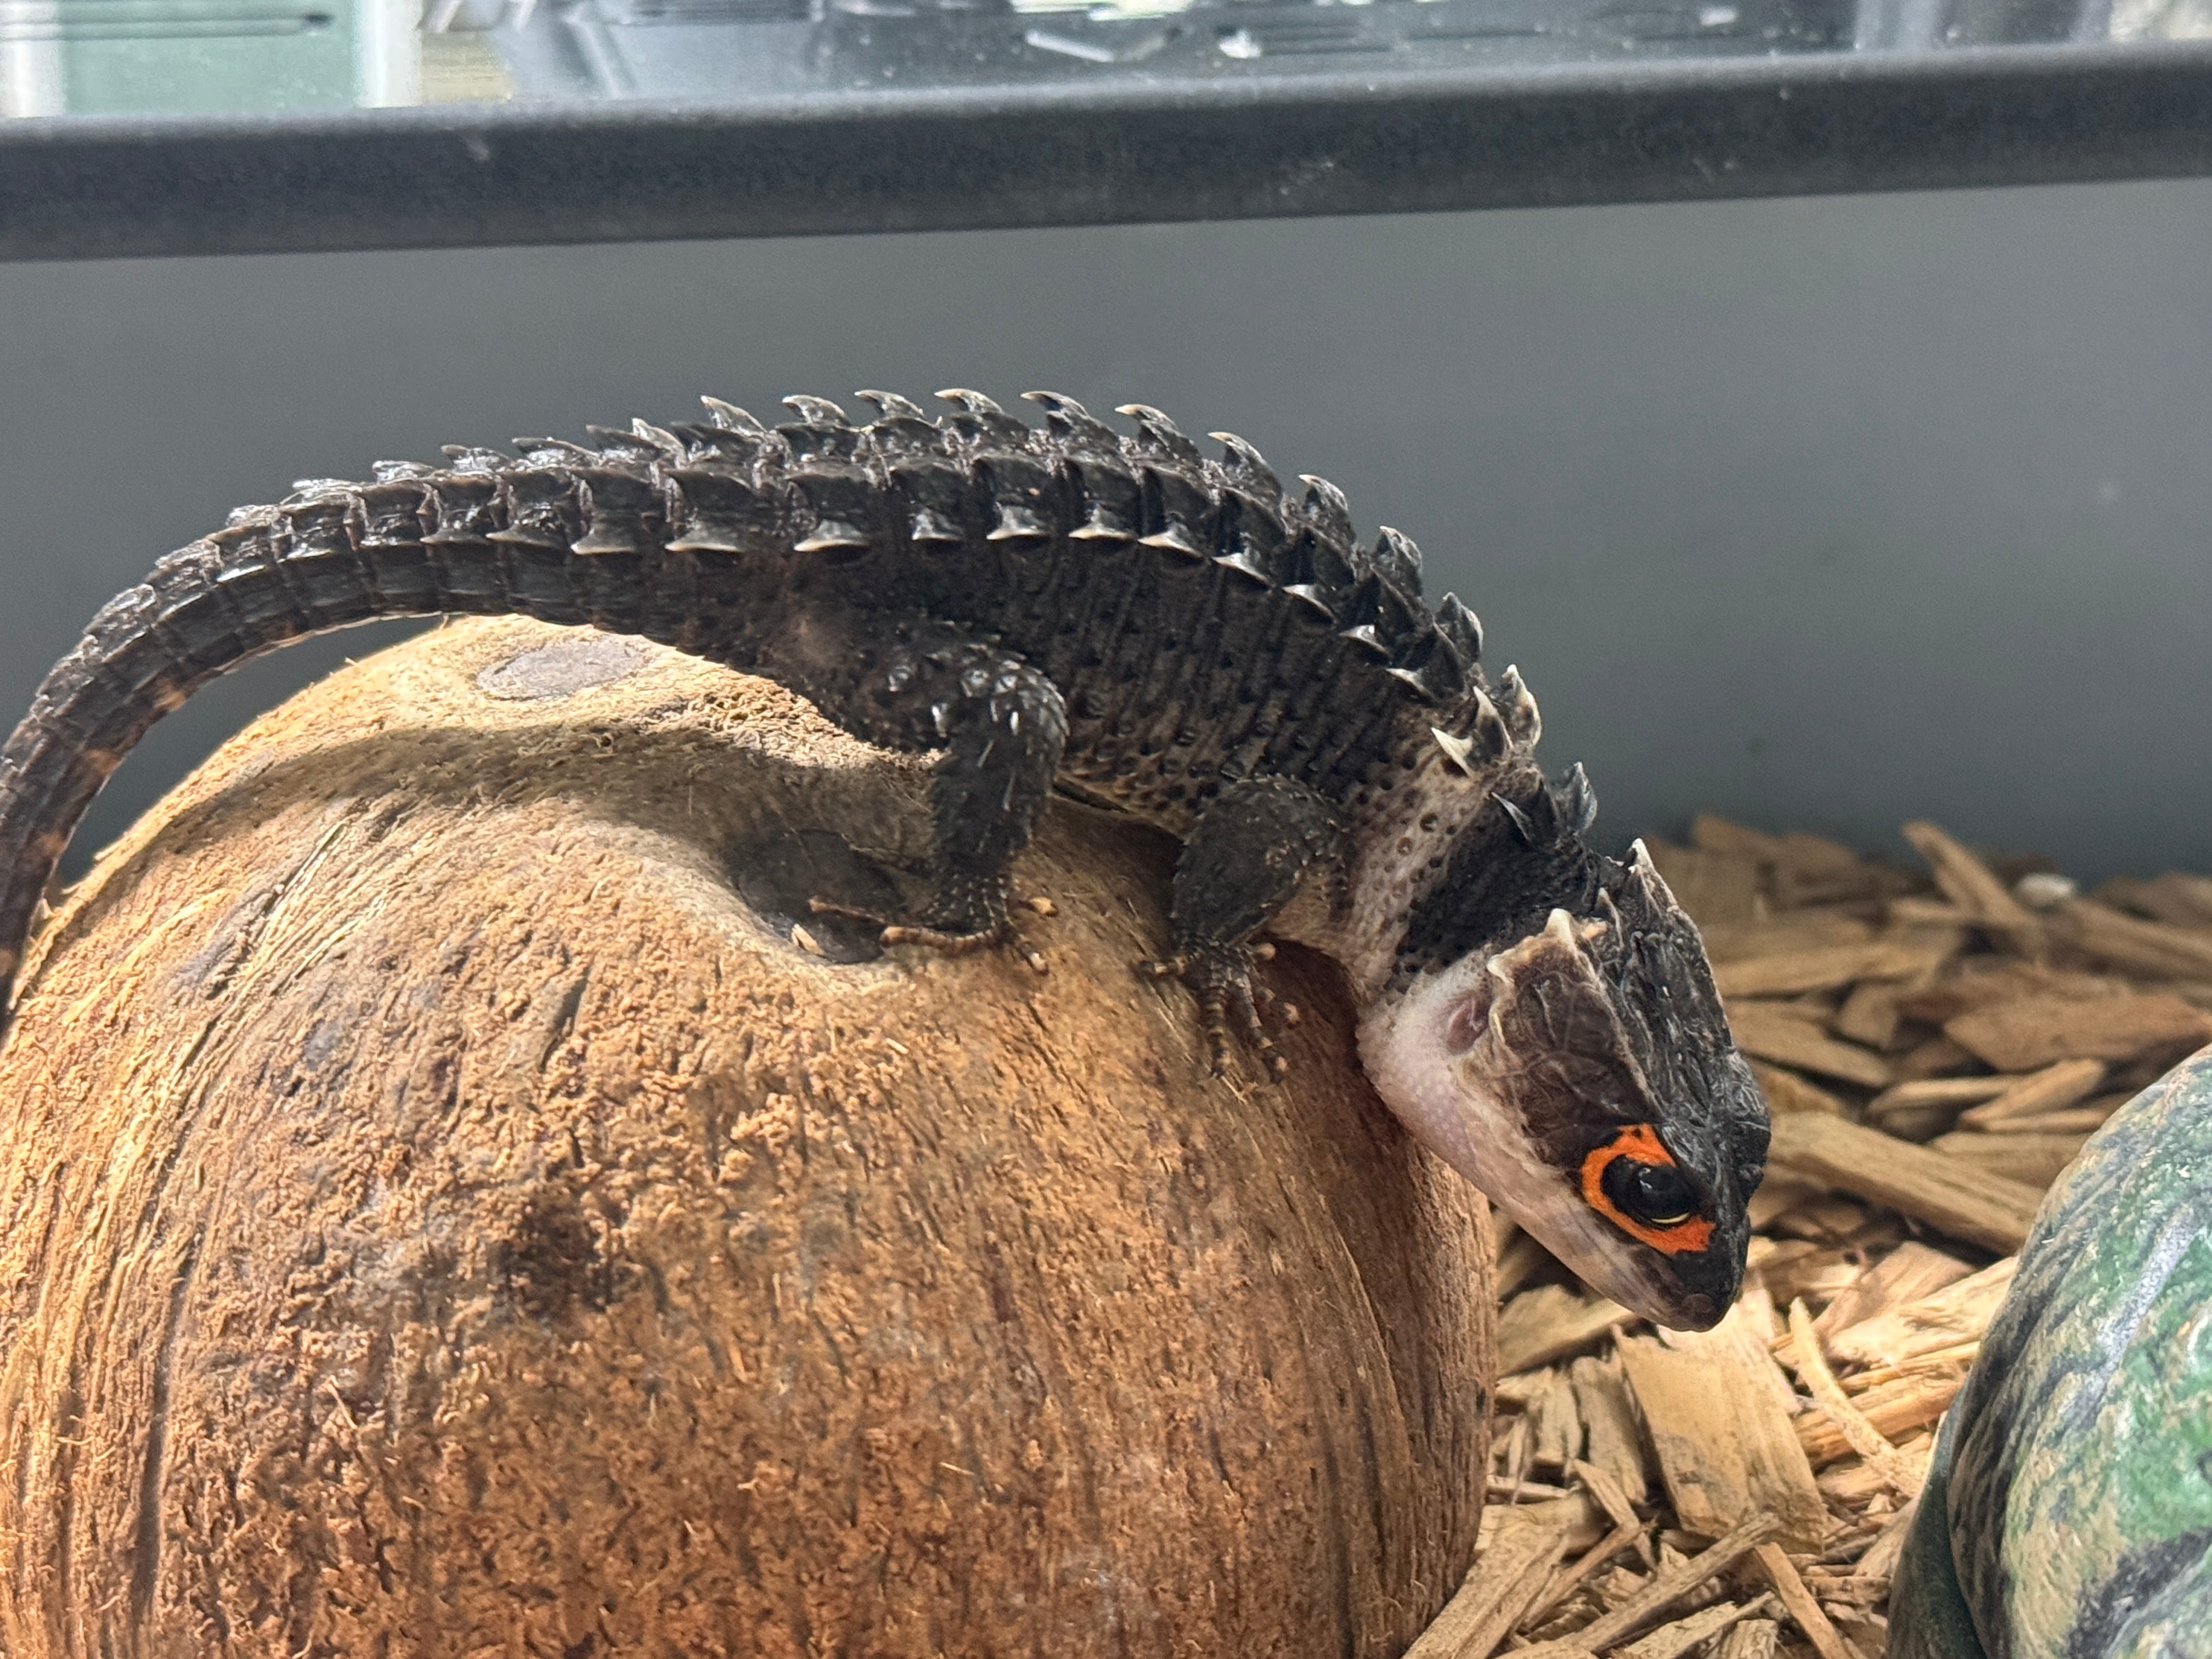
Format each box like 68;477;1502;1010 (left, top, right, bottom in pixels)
1357;776;1767;1332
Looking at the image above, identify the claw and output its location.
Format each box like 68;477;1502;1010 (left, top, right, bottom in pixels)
809;899;1044;972
1221;975;1287;1080
808;897;892;928
1137;942;1296;1081
1250;979;1296;1026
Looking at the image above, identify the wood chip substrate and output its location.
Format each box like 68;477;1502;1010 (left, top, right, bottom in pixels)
1409;814;2212;1659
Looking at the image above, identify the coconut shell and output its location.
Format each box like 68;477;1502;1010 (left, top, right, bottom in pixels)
0;617;1494;1658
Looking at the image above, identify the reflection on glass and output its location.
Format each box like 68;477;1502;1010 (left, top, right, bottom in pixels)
1;0;2206;119
0;0;416;113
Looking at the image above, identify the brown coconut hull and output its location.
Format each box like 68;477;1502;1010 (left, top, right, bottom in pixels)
0;618;1494;1659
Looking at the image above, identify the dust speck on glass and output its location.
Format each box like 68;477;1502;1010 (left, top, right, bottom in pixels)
0;0;2204;118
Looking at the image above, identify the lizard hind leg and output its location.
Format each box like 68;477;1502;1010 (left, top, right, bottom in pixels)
1139;776;1341;1081
806;624;1067;975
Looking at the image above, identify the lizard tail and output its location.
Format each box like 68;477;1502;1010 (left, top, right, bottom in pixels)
0;477;715;1029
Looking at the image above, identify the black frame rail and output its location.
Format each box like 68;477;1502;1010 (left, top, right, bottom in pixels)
4;41;2212;262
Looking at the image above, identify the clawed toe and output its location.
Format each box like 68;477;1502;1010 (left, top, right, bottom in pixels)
810;899;1046;973
878;918;1007;955
1138;943;1296;1080
809;898;894;929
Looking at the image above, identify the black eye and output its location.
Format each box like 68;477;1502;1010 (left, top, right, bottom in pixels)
1601;1158;1698;1227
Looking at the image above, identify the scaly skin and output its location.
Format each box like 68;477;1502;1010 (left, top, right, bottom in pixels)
0;389;1767;1328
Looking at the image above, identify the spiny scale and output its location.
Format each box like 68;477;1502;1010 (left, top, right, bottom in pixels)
712;392;1482;741
0;388;1527;1042
1;386;1767;1340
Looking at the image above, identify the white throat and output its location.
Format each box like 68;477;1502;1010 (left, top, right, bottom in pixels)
1353;945;1678;1322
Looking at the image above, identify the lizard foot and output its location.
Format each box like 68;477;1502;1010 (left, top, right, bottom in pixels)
809;899;1048;974
1138;942;1300;1081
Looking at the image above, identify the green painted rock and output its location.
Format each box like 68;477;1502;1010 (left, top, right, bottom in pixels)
1891;1041;2212;1659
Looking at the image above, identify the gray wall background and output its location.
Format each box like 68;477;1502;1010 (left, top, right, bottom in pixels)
2;179;2208;882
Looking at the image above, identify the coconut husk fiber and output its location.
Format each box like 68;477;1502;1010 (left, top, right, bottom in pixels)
0;617;1496;1659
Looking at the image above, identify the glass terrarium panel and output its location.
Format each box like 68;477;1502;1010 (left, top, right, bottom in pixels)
2;0;2209;118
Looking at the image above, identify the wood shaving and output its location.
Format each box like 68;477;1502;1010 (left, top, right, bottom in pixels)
1411;811;2212;1658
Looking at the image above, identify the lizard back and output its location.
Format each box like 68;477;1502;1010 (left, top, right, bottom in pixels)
0;389;1501;998
0;386;1769;1339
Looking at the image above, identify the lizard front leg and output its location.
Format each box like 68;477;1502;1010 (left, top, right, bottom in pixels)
807;622;1067;968
1141;776;1341;1080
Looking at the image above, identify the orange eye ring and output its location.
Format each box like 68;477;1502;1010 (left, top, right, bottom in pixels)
1580;1125;1716;1256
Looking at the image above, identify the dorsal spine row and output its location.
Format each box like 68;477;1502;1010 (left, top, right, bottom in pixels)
276;389;1488;711
0;390;1508;1015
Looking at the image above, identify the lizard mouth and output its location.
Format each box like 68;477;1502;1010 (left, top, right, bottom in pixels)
1359;909;1751;1331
